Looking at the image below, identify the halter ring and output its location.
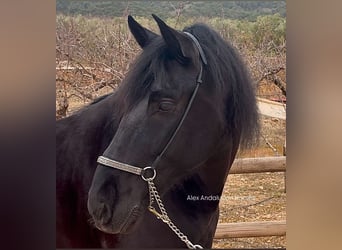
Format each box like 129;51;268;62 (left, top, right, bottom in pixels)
141;166;156;181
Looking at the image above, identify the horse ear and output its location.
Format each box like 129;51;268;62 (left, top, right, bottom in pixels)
128;15;158;48
152;14;194;64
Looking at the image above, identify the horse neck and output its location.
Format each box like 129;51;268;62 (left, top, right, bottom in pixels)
72;96;119;149
56;94;121;182
197;137;240;196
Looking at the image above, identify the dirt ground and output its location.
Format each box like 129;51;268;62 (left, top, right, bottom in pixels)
213;165;286;248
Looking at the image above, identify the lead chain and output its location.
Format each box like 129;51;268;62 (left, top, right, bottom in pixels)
146;180;203;249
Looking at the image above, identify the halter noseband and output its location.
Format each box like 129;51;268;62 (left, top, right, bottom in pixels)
96;32;207;249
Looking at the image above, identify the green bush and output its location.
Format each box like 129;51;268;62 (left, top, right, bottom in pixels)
252;14;286;50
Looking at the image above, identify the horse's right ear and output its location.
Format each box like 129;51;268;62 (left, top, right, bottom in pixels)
128;15;158;49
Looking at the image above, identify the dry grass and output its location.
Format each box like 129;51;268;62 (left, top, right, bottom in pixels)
213;172;286;249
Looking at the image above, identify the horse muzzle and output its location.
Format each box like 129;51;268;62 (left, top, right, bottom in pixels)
88;198;144;234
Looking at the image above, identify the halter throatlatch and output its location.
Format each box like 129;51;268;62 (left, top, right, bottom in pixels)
97;32;206;249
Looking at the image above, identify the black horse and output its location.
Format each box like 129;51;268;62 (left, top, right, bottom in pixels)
57;15;259;248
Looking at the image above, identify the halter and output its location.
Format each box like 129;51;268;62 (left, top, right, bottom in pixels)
97;32;207;249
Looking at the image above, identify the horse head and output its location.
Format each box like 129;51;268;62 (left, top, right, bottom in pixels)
87;14;259;236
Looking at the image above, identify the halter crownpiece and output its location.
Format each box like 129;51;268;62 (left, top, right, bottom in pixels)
97;31;206;249
183;31;208;66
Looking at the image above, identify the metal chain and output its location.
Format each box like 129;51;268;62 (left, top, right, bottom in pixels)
146;180;203;249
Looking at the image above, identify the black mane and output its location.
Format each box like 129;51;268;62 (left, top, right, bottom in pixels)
90;93;113;105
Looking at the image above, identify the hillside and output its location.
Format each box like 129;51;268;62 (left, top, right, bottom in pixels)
56;0;286;21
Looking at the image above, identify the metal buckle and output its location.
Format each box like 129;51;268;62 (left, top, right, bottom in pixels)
141;166;156;181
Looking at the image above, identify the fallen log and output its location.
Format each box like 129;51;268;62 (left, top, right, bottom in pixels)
214;220;286;238
230;156;286;174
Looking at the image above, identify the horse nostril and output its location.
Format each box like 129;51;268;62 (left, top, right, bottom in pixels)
88;176;117;225
99;202;112;224
88;197;113;224
93;202;112;224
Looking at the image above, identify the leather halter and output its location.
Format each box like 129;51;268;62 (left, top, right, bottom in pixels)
97;32;207;176
96;32;207;249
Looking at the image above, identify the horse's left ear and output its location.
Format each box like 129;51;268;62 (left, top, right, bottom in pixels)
128;15;158;49
152;14;195;64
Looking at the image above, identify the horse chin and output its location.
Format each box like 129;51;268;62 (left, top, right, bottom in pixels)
95;205;143;235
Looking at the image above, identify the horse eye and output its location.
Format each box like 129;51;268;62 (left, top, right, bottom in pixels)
159;101;175;112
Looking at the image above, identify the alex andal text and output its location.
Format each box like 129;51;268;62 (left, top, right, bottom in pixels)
186;195;220;201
